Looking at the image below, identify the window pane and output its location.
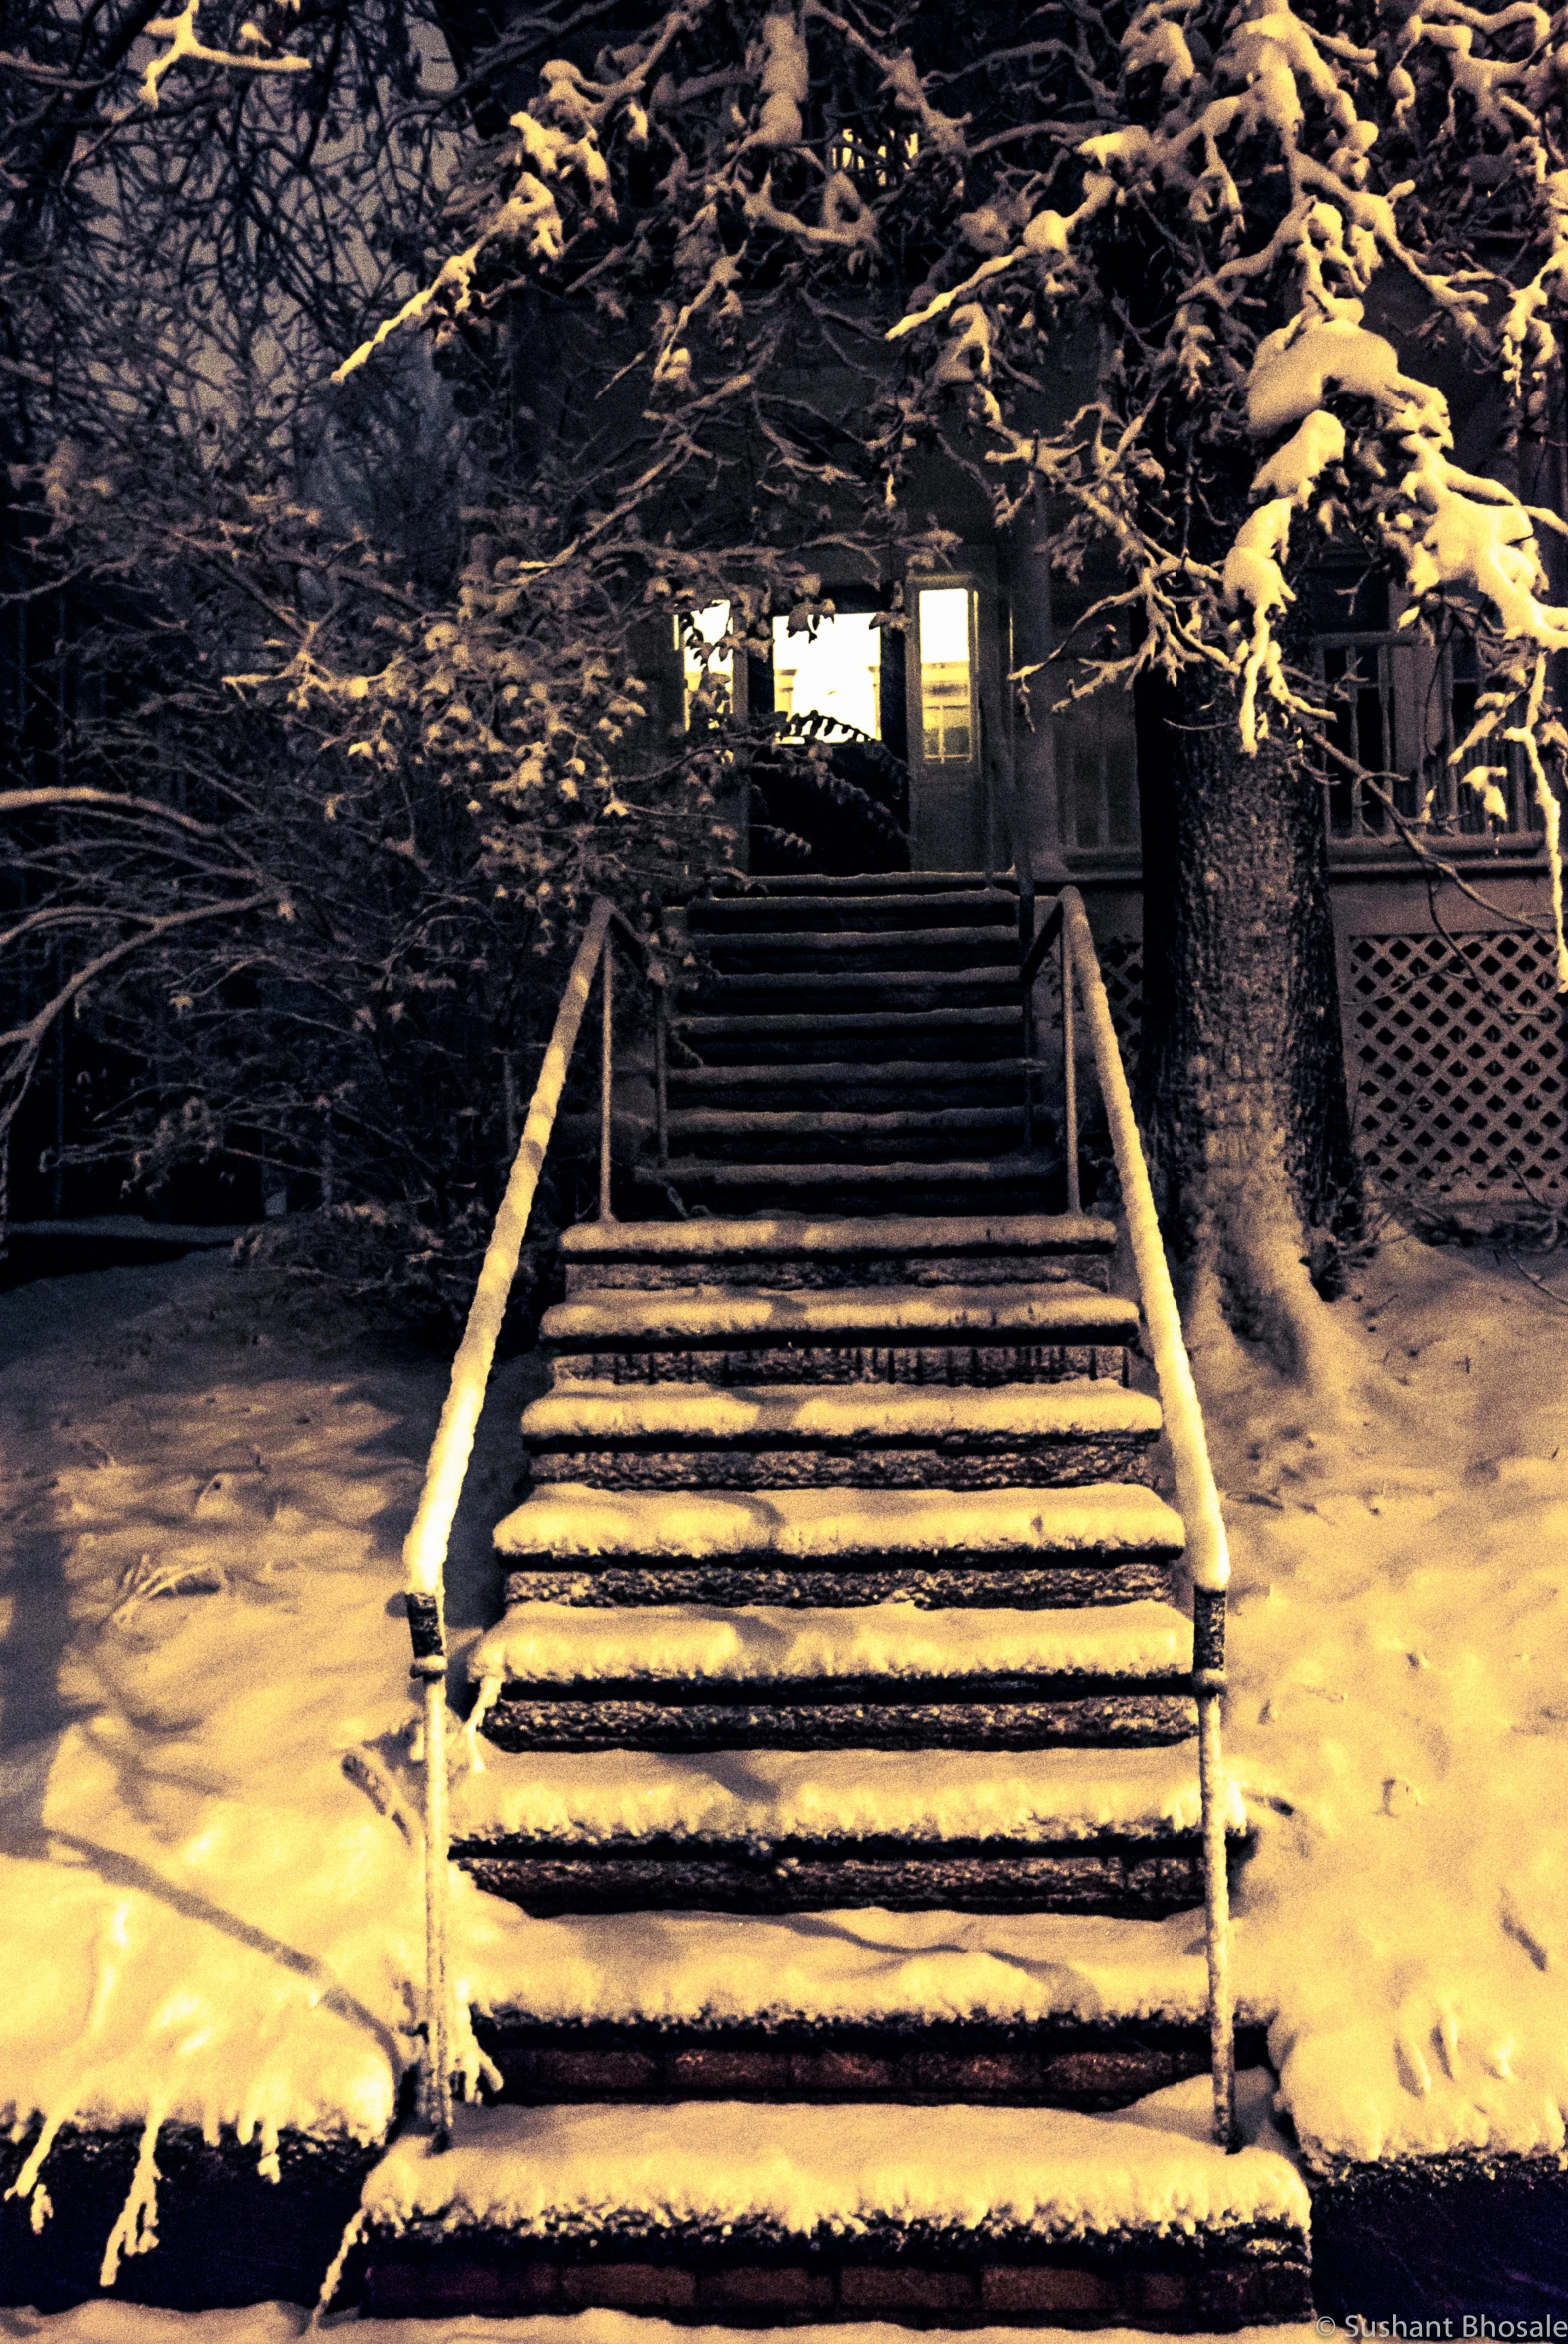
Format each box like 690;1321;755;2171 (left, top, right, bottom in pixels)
677;601;732;725
918;586;973;763
771;612;881;737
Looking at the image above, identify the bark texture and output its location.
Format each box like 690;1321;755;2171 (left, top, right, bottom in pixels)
1136;662;1362;1378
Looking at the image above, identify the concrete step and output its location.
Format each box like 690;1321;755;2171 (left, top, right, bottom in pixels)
693;870;1015;895
544;1279;1136;1352
667;1056;1031;1107
470;2012;1268;2109
446;1740;1246;1917
462;1904;1267;2110
672;1003;1025;1065
683;964;1019;1009
468;1597;1195;1751
549;1344;1125;1388
495;1481;1183;1611
632;1157;1065;1218
560;1209;1116;1293
356;2079;1311;2323
472;1596;1190;1685
687;885;1018;933
544;1281;1133;1387
521;1378;1162;1490
695;925;1021;972
470;1690;1194;1752
662;1104;1027;1163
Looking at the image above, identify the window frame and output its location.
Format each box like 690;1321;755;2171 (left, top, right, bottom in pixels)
904;573;981;781
1312;628;1540;844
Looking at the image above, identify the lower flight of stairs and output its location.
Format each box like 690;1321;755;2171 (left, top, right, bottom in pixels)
364;878;1310;2326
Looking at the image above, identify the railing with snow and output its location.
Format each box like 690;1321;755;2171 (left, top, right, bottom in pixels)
401;894;664;2144
1020;879;1238;2155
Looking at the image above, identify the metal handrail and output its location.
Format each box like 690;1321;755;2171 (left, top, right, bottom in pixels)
1023;882;1238;2152
401;894;664;2143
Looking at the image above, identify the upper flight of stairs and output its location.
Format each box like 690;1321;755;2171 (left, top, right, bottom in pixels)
640;873;1055;1216
363;876;1309;2327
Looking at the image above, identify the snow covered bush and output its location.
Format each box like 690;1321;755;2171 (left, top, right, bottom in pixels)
0;0;720;1271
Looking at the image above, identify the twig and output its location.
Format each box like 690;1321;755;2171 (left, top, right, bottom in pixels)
1501;1248;1568;1307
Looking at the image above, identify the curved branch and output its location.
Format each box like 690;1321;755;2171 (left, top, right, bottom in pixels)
0;788;225;837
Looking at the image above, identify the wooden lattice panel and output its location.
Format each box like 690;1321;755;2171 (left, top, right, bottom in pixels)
1348;930;1568;1198
1038;934;1144;1073
1098;935;1144;1064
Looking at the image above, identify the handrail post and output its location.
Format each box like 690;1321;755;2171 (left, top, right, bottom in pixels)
1057;887;1237;2153
1194;1583;1238;2152
405;1591;452;2145
1060;916;1080;1216
654;970;670;1169
599;937;615;1224
1019;870;1036;1151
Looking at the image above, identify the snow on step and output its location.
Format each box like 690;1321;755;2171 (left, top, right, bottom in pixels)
461;1904;1243;2033
359;2075;1307;2246
469;1599;1190;1689
521;1381;1161;1445
690;886;1016;923
691;965;1017;993
493;1482;1185;1563
700;870;1008;892
636;1158;1050;1192
559;1211;1114;1261
700;923;1014;955
673;1004;1023;1041
447;1740;1243;1847
664;1106;1024;1139
543;1282;1137;1346
670;1057;1029;1090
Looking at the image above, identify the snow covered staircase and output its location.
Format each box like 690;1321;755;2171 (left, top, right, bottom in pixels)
362;880;1310;2325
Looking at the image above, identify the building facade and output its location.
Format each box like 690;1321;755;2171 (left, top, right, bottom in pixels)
683;527;1568;1215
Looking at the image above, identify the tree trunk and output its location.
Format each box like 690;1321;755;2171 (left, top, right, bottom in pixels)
1135;661;1363;1385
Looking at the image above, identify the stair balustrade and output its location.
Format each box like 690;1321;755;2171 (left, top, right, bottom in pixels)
1020;878;1238;2152
400;895;662;2144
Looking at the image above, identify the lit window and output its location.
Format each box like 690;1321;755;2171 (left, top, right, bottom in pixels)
918;586;974;763
676;602;733;726
772;612;881;738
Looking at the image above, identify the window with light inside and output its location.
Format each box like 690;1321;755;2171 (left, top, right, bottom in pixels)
916;586;975;764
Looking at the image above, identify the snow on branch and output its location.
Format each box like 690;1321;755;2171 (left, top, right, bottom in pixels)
332;175;568;384
318;0;1568;969
1230;309;1568;749
140;2;309;110
881;0;1568;839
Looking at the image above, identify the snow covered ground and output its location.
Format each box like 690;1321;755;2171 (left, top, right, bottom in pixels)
0;1224;1565;2301
0;1252;539;2276
1203;1230;1568;2175
5;2310;1319;2344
